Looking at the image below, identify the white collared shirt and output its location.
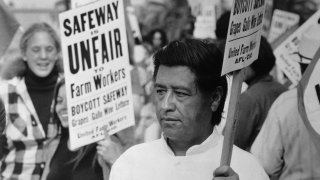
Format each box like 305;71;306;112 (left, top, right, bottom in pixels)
110;127;268;180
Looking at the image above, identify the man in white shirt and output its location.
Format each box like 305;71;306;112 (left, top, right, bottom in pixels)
110;39;269;180
251;23;320;180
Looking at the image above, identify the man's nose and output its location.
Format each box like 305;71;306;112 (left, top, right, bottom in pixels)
161;91;176;112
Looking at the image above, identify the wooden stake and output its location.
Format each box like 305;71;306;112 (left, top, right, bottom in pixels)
220;69;244;166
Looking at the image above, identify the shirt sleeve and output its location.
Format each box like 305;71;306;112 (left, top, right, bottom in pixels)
250;99;284;177
109;150;134;180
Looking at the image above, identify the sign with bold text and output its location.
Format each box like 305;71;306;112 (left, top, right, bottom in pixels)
274;9;320;86
222;0;266;75
59;0;135;150
268;9;299;44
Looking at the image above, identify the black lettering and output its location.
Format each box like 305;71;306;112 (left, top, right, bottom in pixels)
114;28;122;58
107;4;114;22
109;70;114;83
93;74;102;90
112;1;119;19
109;31;114;60
73;16;81;34
80;40;92;71
92;36;99;67
88;10;95;29
95;6;105;26
121;68;125;78
234;0;239;15
116;89;121;98
101;33;109;63
68;44;79;74
63;19;72;37
80;12;87;32
233;0;253;15
71;83;75;98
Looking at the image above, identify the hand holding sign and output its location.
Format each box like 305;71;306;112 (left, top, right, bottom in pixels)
96;128;123;166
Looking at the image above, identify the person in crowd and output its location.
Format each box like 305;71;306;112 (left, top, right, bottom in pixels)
146;28;168;54
134;102;161;144
234;37;287;151
109;39;269;180
214;11;231;52
42;78;134;180
0;22;63;180
0;98;5;159
251;21;320;180
143;28;168;74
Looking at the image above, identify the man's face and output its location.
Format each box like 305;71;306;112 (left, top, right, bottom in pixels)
154;65;213;142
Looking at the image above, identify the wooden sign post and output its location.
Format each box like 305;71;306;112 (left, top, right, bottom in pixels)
220;69;244;165
220;0;267;166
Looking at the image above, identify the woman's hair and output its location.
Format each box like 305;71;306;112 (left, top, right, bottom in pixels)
0;23;63;80
50;77;65;131
19;22;61;55
50;77;99;170
147;28;168;48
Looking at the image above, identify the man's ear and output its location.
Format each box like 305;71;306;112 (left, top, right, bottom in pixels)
211;86;223;112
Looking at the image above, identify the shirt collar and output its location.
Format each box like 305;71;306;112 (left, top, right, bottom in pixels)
161;127;222;156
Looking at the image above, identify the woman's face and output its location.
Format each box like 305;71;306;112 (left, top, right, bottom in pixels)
152;32;162;49
55;84;69;128
24;31;58;77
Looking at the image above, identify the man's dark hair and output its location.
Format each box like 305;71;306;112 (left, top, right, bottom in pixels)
215;11;231;40
251;36;275;76
153;39;228;126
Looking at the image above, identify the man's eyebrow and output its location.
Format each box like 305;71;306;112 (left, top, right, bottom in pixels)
154;83;191;92
154;83;165;88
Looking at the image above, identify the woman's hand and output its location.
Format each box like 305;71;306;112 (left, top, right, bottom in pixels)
96;132;123;166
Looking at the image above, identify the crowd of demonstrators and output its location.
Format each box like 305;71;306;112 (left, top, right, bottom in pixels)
251;23;320;180
130;28;169;144
213;11;287;151
234;37;287;151
0;22;134;180
110;39;268;180
134;102;161;144
41;78;133;180
0;22;62;180
0;4;319;180
142;28;169;100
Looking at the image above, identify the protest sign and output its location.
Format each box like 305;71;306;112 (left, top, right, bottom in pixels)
261;0;273;38
126;6;142;44
274;9;320;86
298;47;320;144
221;0;266;75
220;0;266;166
268;9;300;44
191;0;219;39
59;0;135;150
